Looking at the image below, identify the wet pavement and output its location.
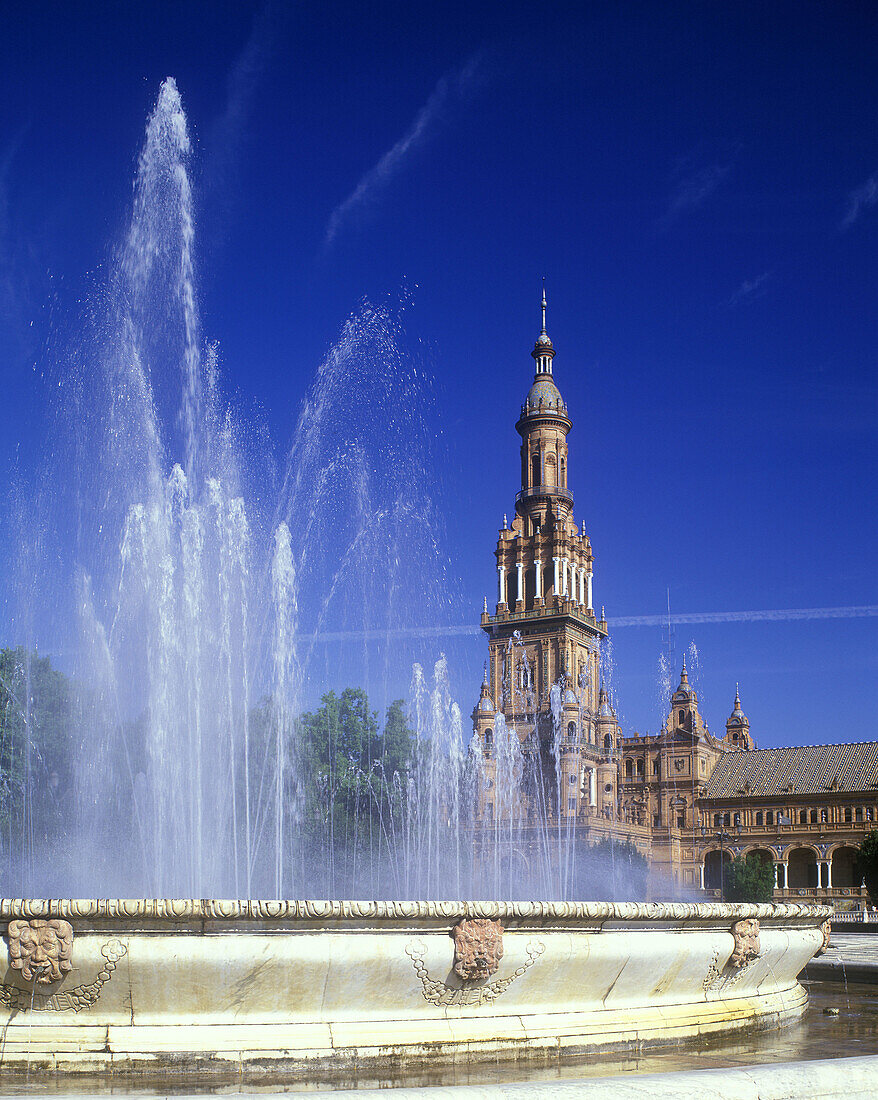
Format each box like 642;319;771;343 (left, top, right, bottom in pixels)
806;931;878;983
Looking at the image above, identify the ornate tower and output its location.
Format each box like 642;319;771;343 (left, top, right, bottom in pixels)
473;293;611;819
725;687;754;750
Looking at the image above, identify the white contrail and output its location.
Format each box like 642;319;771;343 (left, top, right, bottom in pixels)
306;605;878;642
324;55;481;249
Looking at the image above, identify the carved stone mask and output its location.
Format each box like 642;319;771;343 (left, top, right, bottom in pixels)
452;918;504;980
815;919;831;957
7;919;74;984
729;918;760;968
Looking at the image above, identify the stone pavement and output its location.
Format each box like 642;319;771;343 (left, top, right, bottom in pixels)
805;931;878;982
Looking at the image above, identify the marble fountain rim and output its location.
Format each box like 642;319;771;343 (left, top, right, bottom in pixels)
0;898;833;924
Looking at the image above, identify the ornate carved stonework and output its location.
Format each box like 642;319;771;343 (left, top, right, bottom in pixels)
0;939;126;1012
406;937;544;1007
815;919;831;956
729;917;760;968
451;918;504;980
7;919;73;984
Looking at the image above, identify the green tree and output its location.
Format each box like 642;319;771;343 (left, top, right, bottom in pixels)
578;838;648;901
0;647;73;845
725;852;775;903
858;829;878;906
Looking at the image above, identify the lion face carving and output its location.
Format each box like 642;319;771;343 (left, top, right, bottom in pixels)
729;918;760;969
7;919;74;984
451;918;503;980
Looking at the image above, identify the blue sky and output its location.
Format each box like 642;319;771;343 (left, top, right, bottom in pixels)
0;0;876;746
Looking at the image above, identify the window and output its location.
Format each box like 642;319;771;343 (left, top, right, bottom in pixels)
810;810;818;824
486;802;493;821
485;728;493;747
604;733;612;753
856;807;864;822
845;807;853;823
653;758;660;776
569;773;576;786
756;811;763;826
567;721;576;740
714;813;721;827
679;709;684;723
766;811;774;825
868;808;874;822
531;453;540;487
677;812;686;829
734;812;741;827
625;759;633;778
636;758;644;776
568;798;576;811
800;810;807;824
653;814;661;827
723;812;731;827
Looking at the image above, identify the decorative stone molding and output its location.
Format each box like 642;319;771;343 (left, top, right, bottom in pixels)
451;918;503;980
406;937;544;1007
815;919;831;956
0;939;126;1012
0;898;833;925
729;918;761;968
7;919;73;984
703;918;762;993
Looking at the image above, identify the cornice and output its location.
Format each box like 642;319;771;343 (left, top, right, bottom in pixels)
0;898;832;924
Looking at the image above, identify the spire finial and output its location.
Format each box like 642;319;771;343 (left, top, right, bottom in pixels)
483;662;489;687
541;277;547;335
483;595;488;614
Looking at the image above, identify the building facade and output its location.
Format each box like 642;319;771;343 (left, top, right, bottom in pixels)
473;298;877;905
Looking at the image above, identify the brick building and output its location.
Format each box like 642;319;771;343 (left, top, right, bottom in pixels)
473;297;877;904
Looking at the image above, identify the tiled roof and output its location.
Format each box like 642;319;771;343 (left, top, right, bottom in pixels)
704;742;878;799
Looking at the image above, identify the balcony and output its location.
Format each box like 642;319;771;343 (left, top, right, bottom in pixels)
515;485;574;507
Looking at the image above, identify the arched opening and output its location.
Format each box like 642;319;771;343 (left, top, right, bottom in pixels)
800;810;807;824
788;847;818;889
625;758;633;778
604;733;612;753
484;727;493;748
704;849;731;892
531;452;540;487
831;846;861;888
810;809;818;824
560;457;566;487
636;757;644;777
566;721;576;741
545;453;557;486
755;811;763;826
746;848;775;877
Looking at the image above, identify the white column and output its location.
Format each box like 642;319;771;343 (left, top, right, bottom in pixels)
561;558;568;596
586;571;593;610
589;767;597;806
824;860;832;889
699;863;705;890
773;862;779;888
516;561;524;603
579;566;586;605
498;565;506;606
534;559;542;599
553;557;560;596
781;861;789;889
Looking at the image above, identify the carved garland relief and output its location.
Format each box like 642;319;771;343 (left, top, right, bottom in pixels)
703;918;761;993
3;920;127;1013
407;918;545;1007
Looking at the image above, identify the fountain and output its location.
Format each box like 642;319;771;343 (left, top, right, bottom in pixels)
0;80;830;1079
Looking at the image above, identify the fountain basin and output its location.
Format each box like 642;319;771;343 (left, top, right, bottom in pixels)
0;899;830;1078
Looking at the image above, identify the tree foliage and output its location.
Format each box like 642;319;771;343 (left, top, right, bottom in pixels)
859;829;878;905
725;852;775;903
577;838;648;901
297;689;414;835
0;647;73;845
